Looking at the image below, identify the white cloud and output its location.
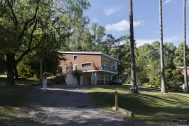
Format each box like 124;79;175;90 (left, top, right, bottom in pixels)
105;20;143;32
163;0;172;6
93;17;98;23
104;5;123;16
136;39;158;47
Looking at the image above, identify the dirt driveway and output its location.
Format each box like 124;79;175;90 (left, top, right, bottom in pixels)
5;85;147;126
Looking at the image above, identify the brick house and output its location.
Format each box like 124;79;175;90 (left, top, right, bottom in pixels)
58;51;118;85
176;66;189;75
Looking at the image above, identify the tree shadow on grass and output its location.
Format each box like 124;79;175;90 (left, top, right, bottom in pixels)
88;90;189;125
0;85;144;126
1;85;188;125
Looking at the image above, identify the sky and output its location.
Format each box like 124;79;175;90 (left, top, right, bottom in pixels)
84;0;189;47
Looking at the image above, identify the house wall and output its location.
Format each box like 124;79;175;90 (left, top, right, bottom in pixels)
176;68;189;75
60;54;102;74
65;74;78;85
102;55;117;72
58;52;117;85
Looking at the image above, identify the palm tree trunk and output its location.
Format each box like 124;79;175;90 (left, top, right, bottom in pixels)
129;0;138;93
159;0;167;93
183;0;188;93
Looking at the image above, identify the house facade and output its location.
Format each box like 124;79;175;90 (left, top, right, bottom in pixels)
176;66;189;75
58;51;118;85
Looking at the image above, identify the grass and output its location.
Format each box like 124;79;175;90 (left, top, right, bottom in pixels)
87;84;189;125
0;74;64;124
0;74;38;123
1;73;188;125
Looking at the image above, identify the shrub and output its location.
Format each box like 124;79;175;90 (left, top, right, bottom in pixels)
165;69;184;91
55;75;65;84
72;69;83;85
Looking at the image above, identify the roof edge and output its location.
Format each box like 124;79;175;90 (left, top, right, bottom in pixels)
58;51;118;61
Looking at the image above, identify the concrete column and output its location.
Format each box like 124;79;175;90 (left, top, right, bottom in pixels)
95;72;97;85
103;73;105;85
80;74;83;85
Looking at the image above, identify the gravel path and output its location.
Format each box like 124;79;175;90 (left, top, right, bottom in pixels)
3;85;163;126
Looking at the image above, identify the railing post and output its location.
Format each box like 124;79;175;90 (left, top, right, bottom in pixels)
115;91;118;110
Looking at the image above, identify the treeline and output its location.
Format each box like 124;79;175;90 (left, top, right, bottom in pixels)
0;0;186;89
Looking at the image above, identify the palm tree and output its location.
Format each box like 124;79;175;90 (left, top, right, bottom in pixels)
159;0;167;93
183;0;188;93
129;0;138;93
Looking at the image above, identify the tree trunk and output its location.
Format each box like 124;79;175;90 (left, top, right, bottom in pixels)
6;53;15;85
159;0;167;93
13;57;19;79
14;67;19;79
183;0;188;93
129;0;138;93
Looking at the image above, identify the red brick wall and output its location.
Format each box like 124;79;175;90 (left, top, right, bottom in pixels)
176;68;189;75
60;53;102;74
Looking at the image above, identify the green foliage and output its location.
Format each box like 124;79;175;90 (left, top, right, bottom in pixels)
116;35;131;76
173;42;189;66
54;75;65;84
0;77;36;124
164;43;176;69
149;75;161;87
73;69;83;78
136;42;161;86
72;69;83;85
165;69;184;91
0;0;91;85
0;55;6;73
17;51;65;78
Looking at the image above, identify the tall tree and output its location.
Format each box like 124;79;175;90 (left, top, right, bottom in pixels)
163;43;176;69
183;0;188;92
118;39;131;77
129;0;138;93
173;42;189;66
0;0;90;85
90;23;106;51
159;0;167;93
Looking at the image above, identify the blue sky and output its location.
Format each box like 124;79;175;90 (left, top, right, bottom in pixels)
84;0;189;47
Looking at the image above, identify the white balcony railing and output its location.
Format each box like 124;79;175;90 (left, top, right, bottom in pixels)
102;66;117;73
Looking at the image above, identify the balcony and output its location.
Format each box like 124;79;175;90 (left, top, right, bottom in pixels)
102;66;117;73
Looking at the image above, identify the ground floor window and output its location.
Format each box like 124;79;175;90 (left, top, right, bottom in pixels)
64;66;69;72
105;73;111;80
97;73;103;79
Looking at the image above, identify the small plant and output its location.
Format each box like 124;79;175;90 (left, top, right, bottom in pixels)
54;75;65;84
72;69;83;85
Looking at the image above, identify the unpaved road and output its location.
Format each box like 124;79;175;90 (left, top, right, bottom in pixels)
1;85;164;126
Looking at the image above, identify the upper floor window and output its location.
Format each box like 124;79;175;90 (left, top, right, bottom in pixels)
73;55;77;60
82;62;91;67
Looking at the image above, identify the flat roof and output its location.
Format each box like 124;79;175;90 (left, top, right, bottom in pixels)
58;51;118;61
176;66;189;69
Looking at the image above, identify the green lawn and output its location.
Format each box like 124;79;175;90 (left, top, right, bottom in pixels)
87;84;189;125
0;75;37;123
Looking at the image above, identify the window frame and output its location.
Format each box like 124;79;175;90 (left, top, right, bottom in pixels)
81;62;92;68
73;55;78;60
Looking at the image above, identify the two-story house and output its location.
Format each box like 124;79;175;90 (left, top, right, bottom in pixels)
58;51;118;85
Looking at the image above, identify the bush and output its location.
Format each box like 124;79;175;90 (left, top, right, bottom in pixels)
165;69;184;91
72;69;83;85
55;75;65;84
149;75;161;88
